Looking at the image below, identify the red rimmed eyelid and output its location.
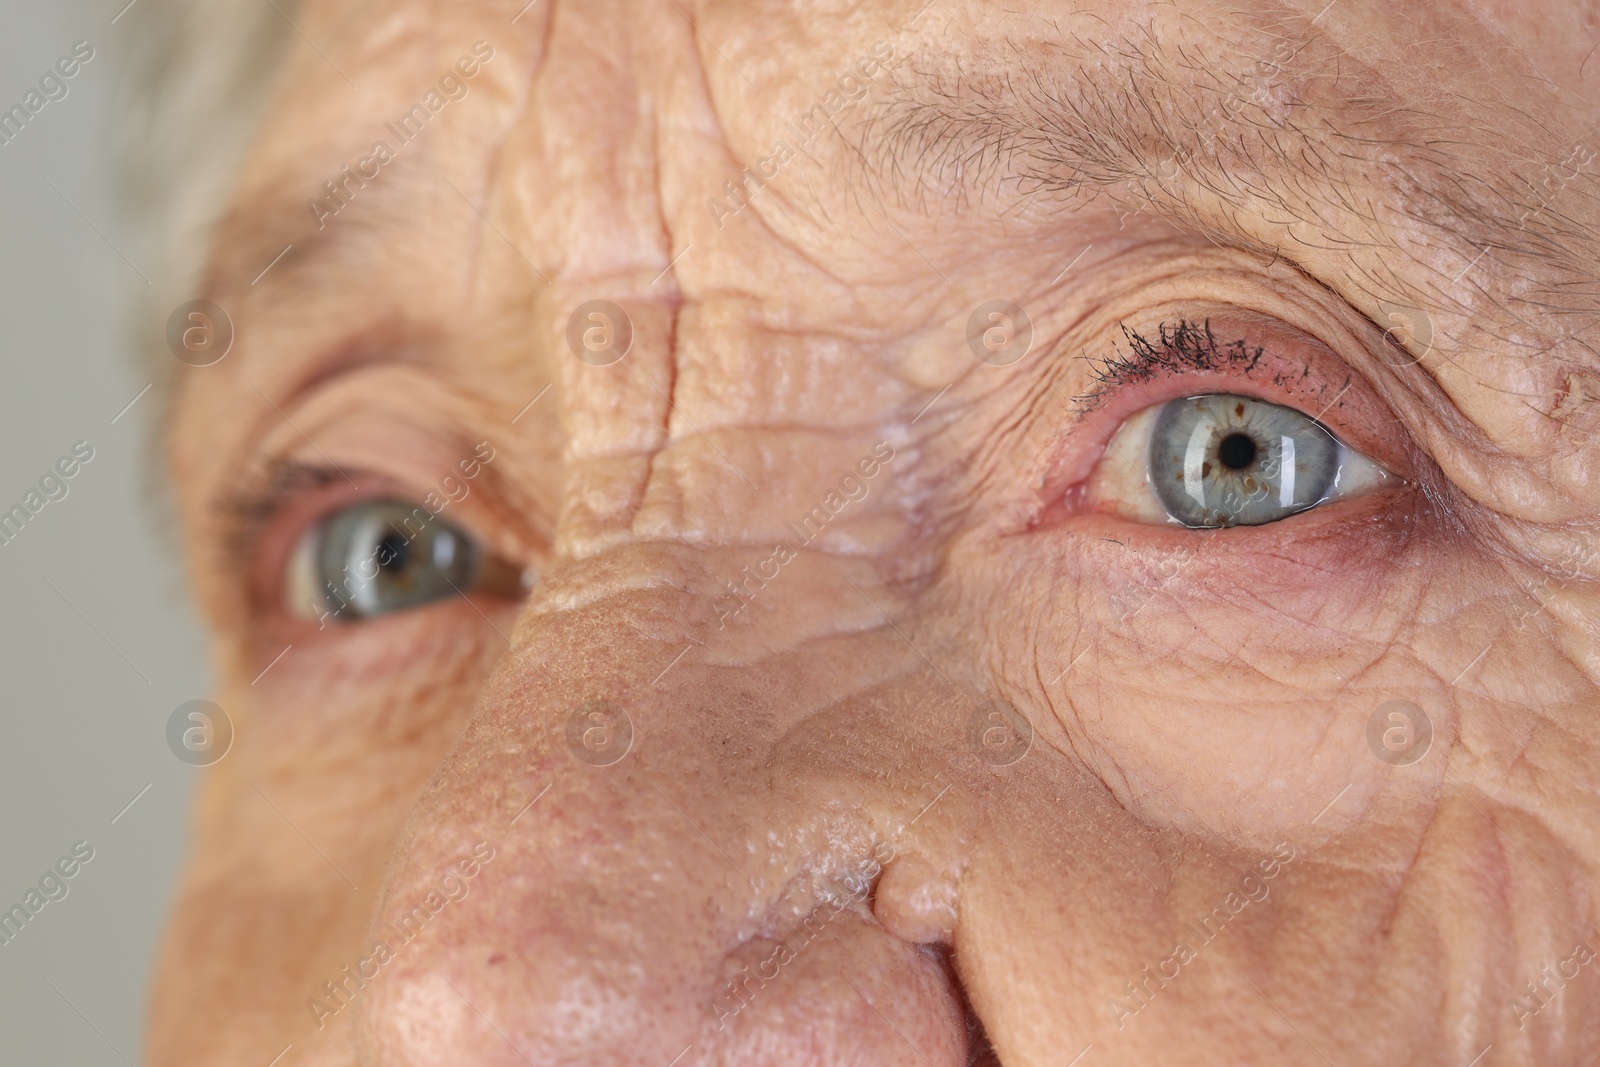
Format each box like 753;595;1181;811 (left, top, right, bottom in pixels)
1043;328;1411;503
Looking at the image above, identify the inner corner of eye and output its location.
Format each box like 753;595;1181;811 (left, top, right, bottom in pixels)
1080;393;1394;530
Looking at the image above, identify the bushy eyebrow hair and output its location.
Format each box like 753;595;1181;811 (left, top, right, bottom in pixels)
853;28;1600;366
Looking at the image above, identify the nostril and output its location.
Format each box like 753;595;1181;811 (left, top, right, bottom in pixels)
937;945;1001;1067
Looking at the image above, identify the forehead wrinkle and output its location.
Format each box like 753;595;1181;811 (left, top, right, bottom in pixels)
858;25;1600;366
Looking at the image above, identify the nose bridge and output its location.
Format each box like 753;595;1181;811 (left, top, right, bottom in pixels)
379;536;947;900
511;0;926;560
504;0;698;560
354;541;991;1065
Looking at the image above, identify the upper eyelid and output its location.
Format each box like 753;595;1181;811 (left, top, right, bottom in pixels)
1062;315;1388;442
203;361;539;622
215;459;345;572
189;330;445;517
213;364;503;537
1023;311;1416;504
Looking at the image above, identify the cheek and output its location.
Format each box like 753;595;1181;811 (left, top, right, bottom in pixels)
244;603;508;757
948;489;1465;845
151;605;515;1058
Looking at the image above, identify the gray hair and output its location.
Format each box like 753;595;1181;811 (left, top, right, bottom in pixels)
118;0;297;355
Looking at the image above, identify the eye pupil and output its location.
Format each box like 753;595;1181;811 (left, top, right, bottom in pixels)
1217;433;1257;470
376;532;410;572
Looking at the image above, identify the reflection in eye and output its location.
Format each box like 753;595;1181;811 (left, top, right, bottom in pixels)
1094;394;1395;528
285;499;524;622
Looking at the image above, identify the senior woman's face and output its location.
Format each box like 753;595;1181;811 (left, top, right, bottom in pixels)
149;0;1600;1063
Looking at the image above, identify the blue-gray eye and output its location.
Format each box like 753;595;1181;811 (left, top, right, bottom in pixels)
1144;394;1386;527
287;499;523;622
1084;391;1396;528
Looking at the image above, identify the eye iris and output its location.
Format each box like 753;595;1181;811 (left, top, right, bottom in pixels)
315;500;479;619
1217;432;1257;470
1148;394;1340;528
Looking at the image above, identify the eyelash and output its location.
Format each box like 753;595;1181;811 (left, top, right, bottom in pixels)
215;460;351;592
1073;319;1274;412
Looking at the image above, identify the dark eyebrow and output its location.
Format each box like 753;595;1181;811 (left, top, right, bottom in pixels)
203;157;432;300
856;30;1600;365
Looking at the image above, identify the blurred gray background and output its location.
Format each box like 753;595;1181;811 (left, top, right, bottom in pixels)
0;0;210;1061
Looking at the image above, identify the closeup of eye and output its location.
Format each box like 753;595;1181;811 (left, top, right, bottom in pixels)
284;498;524;622
1089;393;1396;528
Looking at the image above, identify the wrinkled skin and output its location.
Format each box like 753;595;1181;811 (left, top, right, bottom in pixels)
148;0;1600;1064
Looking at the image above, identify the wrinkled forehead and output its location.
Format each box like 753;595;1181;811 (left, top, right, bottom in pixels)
200;0;1597;281
172;0;1600;485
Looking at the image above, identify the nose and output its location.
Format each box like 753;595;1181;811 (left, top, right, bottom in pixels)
354;545;981;1066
